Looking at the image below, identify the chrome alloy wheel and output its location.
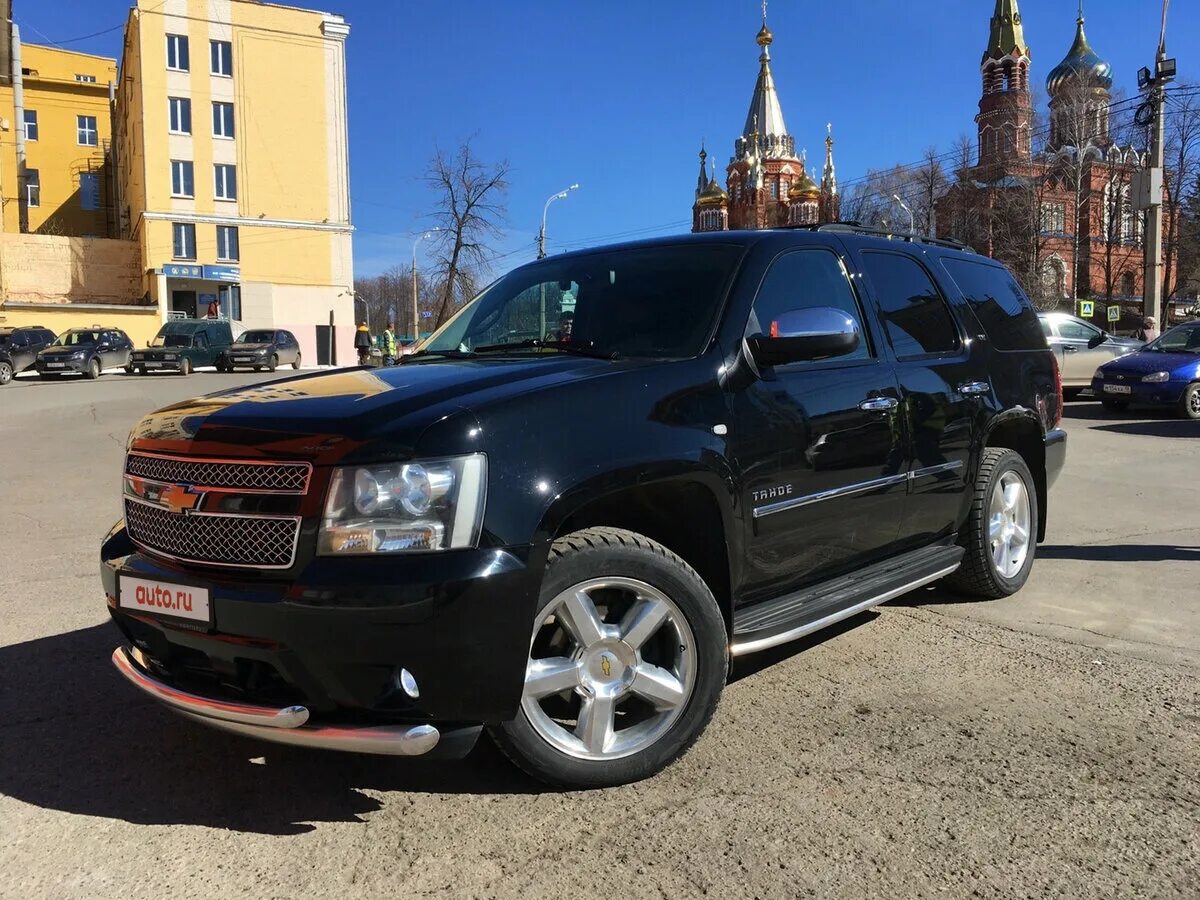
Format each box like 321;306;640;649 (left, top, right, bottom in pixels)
1188;388;1200;417
521;577;696;761
989;471;1031;578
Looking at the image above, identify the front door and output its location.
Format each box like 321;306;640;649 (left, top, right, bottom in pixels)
728;244;907;607
1050;316;1117;386
171;290;197;318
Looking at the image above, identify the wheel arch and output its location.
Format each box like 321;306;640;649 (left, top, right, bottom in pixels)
982;410;1047;541
537;470;737;635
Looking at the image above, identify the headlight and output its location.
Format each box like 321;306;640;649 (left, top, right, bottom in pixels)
318;453;486;554
70;350;86;359
1141;371;1170;383
1093;368;1106;380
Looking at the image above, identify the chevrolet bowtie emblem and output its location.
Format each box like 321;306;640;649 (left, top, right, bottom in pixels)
159;483;202;515
600;655;612;678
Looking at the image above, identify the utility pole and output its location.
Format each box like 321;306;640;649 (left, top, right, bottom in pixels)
537;183;580;259
411;228;439;346
1135;0;1175;323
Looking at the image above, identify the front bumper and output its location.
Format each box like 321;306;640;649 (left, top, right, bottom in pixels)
131;356;184;371
35;357;88;373
1044;427;1067;490
1090;376;1187;406
226;354;270;367
101;524;544;754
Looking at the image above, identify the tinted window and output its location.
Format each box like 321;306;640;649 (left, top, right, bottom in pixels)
860;252;960;358
748;248;871;362
9;332;27;347
423;244;743;359
940;258;1046;351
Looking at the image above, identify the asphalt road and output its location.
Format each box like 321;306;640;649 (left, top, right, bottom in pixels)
1;369;1197;899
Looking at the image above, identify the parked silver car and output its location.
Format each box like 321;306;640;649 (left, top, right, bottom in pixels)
1038;312;1142;397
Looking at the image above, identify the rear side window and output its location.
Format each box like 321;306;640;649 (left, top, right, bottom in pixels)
940;258;1046;351
859;251;960;358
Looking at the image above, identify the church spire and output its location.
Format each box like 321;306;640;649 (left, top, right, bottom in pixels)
695;145;708;200
985;0;1030;63
739;3;793;160
821;123;837;198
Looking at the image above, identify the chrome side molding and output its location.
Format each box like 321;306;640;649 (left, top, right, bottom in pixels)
752;461;964;520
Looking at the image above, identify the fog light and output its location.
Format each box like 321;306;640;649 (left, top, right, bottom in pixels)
397;667;420;699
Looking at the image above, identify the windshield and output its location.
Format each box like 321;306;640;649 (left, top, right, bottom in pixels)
1146;323;1200;354
236;330;275;344
420;244;743;360
150;334;192;348
55;331;100;347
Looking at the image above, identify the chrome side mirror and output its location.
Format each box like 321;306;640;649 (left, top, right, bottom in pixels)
748;307;861;367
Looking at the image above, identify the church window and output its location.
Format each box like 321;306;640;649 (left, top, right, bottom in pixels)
1039;202;1066;234
1121;272;1135;297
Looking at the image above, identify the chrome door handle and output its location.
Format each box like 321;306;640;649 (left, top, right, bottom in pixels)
1063;345;1079;352
959;381;990;395
859;396;898;411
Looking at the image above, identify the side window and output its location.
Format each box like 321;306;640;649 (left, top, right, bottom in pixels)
747;248;872;362
194;331;208;350
1057;319;1100;341
11;332;27;347
1040;319;1054;338
859;251;960;358
940;257;1046;350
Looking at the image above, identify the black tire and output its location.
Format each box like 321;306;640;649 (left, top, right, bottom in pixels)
0;361;12;386
267;354;278;373
942;448;1039;599
84;358;101;380
292;353;302;370
178;358;191;376
123;365;134;375
1179;383;1200;420
488;527;727;789
1100;397;1129;412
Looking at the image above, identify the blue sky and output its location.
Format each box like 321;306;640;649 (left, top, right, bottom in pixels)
24;1;1200;276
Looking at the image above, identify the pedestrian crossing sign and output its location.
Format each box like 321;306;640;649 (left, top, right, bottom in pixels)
1078;300;1095;318
1107;305;1121;323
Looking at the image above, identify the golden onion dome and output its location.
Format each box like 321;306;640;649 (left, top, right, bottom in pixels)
789;169;820;200
756;23;773;47
697;176;729;207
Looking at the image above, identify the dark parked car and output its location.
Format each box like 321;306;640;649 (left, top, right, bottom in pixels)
101;225;1066;788
35;327;134;379
1092;320;1200;418
217;329;303;372
130;319;234;375
0;325;56;385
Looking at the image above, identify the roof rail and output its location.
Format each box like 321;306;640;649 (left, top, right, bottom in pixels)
774;221;976;254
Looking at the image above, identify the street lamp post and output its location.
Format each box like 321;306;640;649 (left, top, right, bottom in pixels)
537;184;580;259
411;228;440;347
892;194;915;235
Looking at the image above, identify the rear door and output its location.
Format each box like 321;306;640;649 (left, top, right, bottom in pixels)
728;241;907;605
8;331;34;370
851;248;978;546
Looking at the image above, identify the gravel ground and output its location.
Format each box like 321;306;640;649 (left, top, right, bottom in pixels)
0;371;1197;899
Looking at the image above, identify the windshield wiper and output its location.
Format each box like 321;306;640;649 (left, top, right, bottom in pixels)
471;339;620;360
402;348;477;361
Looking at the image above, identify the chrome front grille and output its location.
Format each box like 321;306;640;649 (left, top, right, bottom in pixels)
125;453;311;493
124;498;301;569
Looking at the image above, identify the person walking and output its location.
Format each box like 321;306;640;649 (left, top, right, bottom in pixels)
354;321;372;365
380;321;398;366
1135;316;1160;343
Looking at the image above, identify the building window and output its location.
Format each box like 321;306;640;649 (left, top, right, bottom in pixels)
216;225;239;261
214;164;237;200
770;180;779;200
168;97;192;134
77;115;98;146
210;40;233;77
1039;201;1065;235
1121;272;1136;297
212;102;235;139
219;284;242;320
172;222;196;260
22;109;37;141
171;160;195;198
25;168;39;207
166;33;190;71
80;172;101;210
74;73;97;83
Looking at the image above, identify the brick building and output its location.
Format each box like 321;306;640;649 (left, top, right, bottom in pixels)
691;11;838;233
937;0;1168;314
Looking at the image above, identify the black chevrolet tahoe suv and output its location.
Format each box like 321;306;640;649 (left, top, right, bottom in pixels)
101;225;1066;788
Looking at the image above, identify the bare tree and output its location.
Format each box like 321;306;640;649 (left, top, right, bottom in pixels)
910;147;948;236
1160;84;1200;319
426;141;509;327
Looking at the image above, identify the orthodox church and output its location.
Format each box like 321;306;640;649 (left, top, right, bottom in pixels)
938;0;1161;305
691;10;838;233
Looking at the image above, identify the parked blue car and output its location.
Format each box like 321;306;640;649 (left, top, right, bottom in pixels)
1091;321;1200;419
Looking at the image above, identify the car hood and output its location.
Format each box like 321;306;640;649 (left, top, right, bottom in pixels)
1100;349;1200;377
1104;335;1143;350
40;346;90;357
127;356;637;461
229;343;272;352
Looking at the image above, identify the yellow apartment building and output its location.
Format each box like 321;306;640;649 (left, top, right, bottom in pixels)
115;0;355;364
0;42;116;236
